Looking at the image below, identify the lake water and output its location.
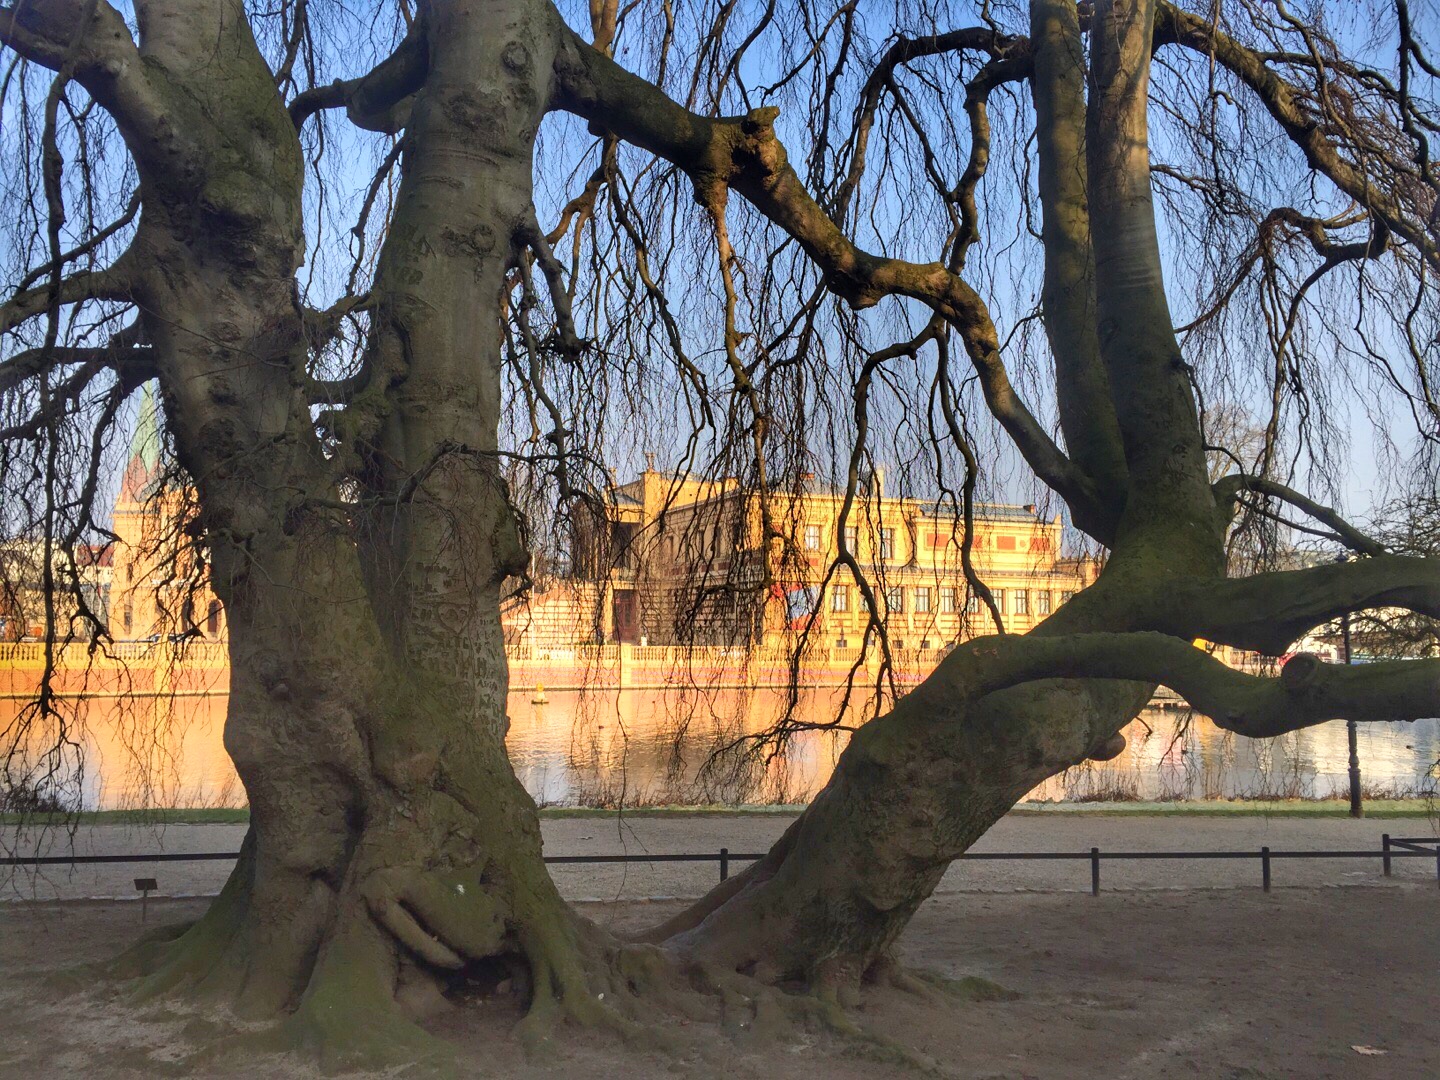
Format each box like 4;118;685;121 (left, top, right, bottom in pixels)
5;687;1438;810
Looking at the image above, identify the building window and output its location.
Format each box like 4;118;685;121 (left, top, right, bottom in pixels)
885;586;904;613
914;587;931;613
965;592;980;614
832;585;850;612
123;603;133;633
804;524;822;551
939;587;956;613
836;637;849;648
207;600;222;636
879;528;895;560
1037;590;1052;615
1060;590;1075;604
920;638;931;649
1014;590;1029;615
843;524;858;552
994;589;1005;614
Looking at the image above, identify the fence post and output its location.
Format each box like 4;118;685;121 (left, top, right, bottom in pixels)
719;847;729;882
1382;834;1392;877
1090;848;1100;896
1261;847;1271;892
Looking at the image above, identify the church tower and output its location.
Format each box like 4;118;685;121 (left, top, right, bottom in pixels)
109;385;225;641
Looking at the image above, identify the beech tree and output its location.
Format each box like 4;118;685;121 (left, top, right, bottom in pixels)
2;0;1438;1065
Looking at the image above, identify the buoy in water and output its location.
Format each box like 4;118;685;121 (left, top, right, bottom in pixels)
531;683;548;704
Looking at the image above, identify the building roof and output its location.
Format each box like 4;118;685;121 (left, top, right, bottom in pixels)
75;544;113;568
913;500;1053;524
608;470;1055;526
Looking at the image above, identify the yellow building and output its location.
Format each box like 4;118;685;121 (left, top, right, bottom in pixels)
572;468;1100;649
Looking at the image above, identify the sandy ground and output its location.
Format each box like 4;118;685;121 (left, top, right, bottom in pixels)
4;812;1438;901
0;885;1436;1079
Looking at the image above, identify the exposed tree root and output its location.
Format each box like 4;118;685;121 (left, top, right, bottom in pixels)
95;879;1029;1080
97;817;1006;1078
276;915;461;1075
109;834;255;1004
866;953;1020;1005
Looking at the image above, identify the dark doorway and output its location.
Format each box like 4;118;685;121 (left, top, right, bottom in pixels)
612;590;639;643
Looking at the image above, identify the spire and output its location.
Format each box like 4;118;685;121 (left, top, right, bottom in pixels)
131;381;160;474
118;381;162;506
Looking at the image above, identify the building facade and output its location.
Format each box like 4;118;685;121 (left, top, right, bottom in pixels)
507;468;1102;651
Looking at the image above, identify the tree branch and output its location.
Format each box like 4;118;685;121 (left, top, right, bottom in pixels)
1213;474;1386;556
1029;0;1129;511
288;22;429;133
302;291;371;349
1087;0;1218;552
1165;553;1440;656
0;1;174;160
920;630;1440;738
833;25;1017;223
550;19;1116;543
0;264;134;337
0;339;154;441
1155;1;1440;273
0;342;147;395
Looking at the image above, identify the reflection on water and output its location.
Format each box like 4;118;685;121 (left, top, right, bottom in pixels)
1;693;240;811
514;690;1440;807
5;688;1438;809
1030;711;1440;804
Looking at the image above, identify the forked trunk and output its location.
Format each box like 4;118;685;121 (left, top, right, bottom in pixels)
127;2;611;1057
114;0;1233;1060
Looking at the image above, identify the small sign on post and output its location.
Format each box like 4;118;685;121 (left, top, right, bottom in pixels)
134;877;158;922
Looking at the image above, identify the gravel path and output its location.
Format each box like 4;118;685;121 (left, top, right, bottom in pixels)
5;811;1436;902
4;885;1438;1079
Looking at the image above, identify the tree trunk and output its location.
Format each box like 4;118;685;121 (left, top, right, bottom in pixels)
644;586;1151;990
640;0;1225;996
83;2;581;1057
103;2;384;1018
275;0;619;1056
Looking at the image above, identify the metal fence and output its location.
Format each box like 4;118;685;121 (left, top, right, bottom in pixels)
4;834;1437;896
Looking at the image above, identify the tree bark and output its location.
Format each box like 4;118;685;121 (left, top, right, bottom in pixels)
110;1;615;1053
280;0;612;1054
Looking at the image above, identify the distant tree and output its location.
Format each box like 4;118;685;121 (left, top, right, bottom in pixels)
1349;487;1440;657
1;0;1437;1066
